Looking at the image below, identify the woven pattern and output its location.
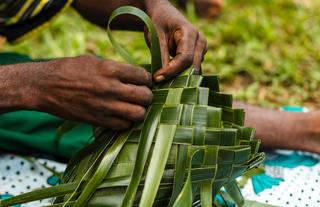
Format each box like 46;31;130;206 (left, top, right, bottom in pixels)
56;69;265;206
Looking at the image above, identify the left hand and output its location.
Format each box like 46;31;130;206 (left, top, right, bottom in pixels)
144;1;208;82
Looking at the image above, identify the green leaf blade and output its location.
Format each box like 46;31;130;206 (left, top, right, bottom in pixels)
139;124;176;206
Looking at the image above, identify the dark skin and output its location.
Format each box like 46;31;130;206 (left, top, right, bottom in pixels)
0;0;207;129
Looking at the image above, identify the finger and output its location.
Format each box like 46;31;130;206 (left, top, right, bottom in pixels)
116;83;153;106
154;28;198;82
146;28;171;72
103;116;131;130
110;61;152;88
192;34;208;74
158;32;171;67
144;26;151;49
108;101;147;122
145;27;170;68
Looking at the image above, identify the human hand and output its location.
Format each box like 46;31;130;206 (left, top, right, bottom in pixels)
144;0;208;82
31;55;153;129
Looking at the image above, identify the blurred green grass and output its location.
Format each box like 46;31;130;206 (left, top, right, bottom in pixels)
1;0;320;109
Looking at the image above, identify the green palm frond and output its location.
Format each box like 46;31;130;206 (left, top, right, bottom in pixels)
0;6;265;207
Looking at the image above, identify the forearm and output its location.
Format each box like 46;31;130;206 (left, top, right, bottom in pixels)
0;63;41;114
72;0;168;30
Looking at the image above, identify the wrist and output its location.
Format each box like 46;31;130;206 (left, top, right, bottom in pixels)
23;61;50;112
0;63;41;112
143;0;170;13
26;59;62;113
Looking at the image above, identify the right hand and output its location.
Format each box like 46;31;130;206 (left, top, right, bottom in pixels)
30;55;153;129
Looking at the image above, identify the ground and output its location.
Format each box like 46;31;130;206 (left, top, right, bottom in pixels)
1;0;320;109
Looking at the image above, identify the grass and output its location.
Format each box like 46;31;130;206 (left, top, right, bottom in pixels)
1;0;320;109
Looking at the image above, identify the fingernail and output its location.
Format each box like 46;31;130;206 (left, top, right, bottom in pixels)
155;75;165;82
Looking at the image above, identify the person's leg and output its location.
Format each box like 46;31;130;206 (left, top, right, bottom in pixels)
234;101;320;153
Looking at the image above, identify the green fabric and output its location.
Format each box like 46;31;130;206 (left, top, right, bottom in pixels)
0;53;93;158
